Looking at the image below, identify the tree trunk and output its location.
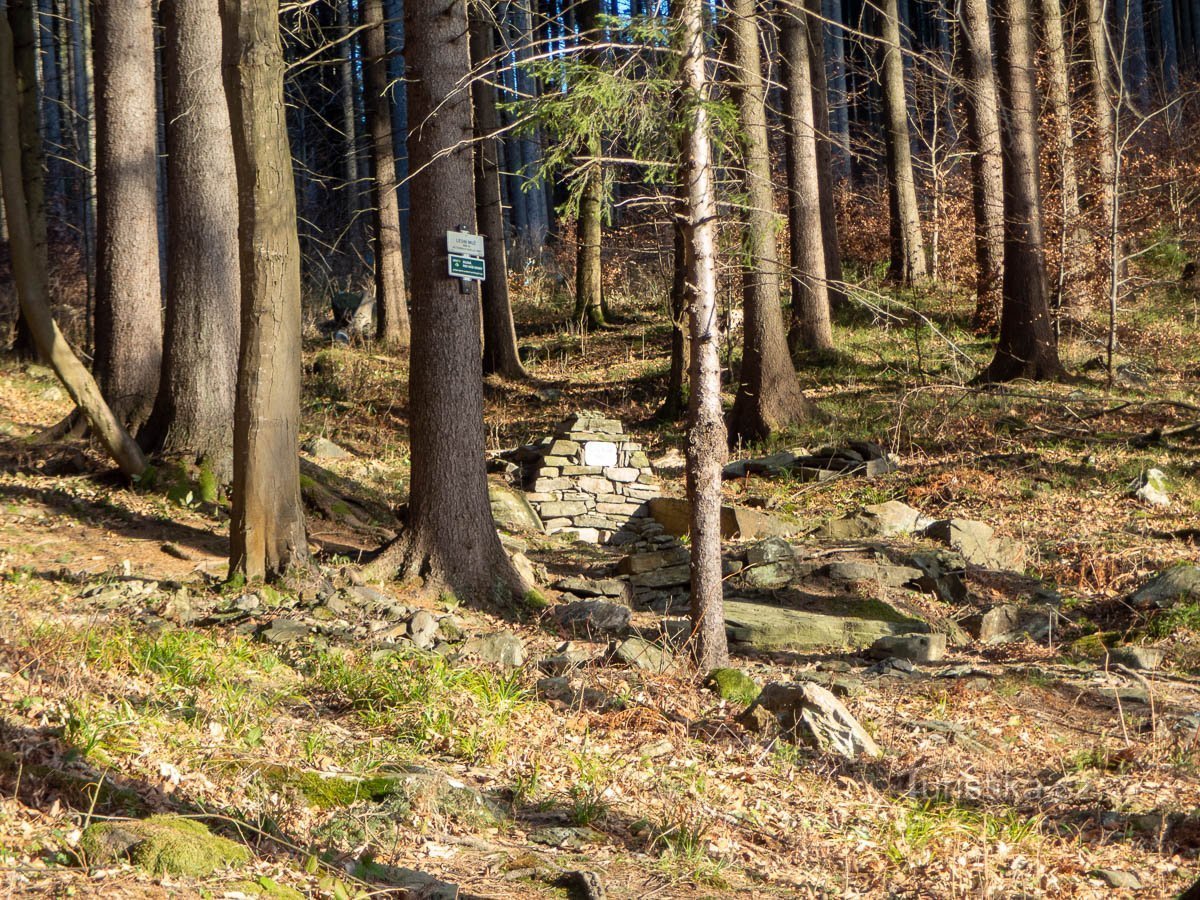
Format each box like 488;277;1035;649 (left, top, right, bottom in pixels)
361;0;411;349
1038;0;1085;317
677;0;729;673
978;0;1066;382
879;0;928;284
470;11;527;380
658;212;688;420
573;0;605;331
726;0;818;445
0;13;146;477
221;0;309;581
959;0;1005;331
92;0;162;430
781;5;833;355
823;0;851;179
805;0;845;310
140;0;240;482
337;0;360;248
509;0;548;250
6;0;43;360
1160;0;1180;96
1085;0;1118;280
366;0;525;605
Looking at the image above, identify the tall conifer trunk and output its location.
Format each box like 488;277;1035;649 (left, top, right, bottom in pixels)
92;0;162;429
221;0;309;580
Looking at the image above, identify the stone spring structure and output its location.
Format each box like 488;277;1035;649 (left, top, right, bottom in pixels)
509;412;660;543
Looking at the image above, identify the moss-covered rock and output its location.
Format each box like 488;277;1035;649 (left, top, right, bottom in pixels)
228;876;305;899
704;668;761;704
80;816;249;876
261;766;400;809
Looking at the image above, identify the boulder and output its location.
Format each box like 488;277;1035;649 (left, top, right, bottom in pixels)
824;560;923;588
739;683;881;759
553;577;632;604
820;500;931;540
489;483;545;533
922;518;1026;571
648;497;799;540
1128;565;1200;609
461;631;526;669
724;598;927;651
744;536;794;566
617;548;689;575
905;551;969;604
961;604;1022;643
1110;645;1167;670
408;610;439;650
867;632;946;663
80;816;249;877
612;636;673;673
554;600;632;637
303;436;351;459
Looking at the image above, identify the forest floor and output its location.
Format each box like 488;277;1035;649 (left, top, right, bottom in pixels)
1;262;1199;898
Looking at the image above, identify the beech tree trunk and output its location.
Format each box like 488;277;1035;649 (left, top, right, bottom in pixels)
6;0;42;359
658;213;688;420
470;11;527;380
573;0;605;331
805;0;845;310
879;0;928;284
92;0;162;430
221;0;309;581
959;0;1005;331
366;0;525;604
677;0;729;672
781;5;833;354
361;0;411;349
0;13;146;477
1039;0;1085;316
1085;0;1119;282
726;0;818;445
140;0;240;481
337;0;360;246
978;0;1066;382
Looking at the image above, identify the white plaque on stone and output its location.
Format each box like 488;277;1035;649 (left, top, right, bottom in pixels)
582;441;618;467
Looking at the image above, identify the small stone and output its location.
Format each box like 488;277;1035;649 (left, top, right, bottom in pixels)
539;643;593;675
704;668;761;704
553;577;631;602
548;439;581;457
1130;468;1170;506
539;501;588;518
39;385;64;402
740;682;881;758
1110;645;1167;670
408;610;439;650
576;476;616;494
555;599;631;637
745;536;794;566
461;631;526;668
820;500;931;539
630;564;691;589
563;527;601;543
1091;869;1142;890
532;478;571;493
261;618;309;644
561;466;603;476
868;632;946;663
613;636;673;673
617;548;689;575
604;467;639;483
303;436;351;459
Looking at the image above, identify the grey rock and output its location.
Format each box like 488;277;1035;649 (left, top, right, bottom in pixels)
821;500;931;540
40;385;64;402
724;599;927;651
923;518;1026;571
346;585;394;609
648;497;800;540
1130;468;1170;507
540;500;588;518
825;560;924;588
1091;869;1142;890
261;618;310;644
408;610;439;650
1128;565;1200;609
868;632;947;663
961;604;1022;643
745;536;794;566
554;576;631;602
1110;645;1167;670
554;599;632;637
489;483;545;533
906;551;969;604
462;631;526;668
740;682;881;758
866;656;916;676
303;436;351;459
539;643;593;675
722;449;805;479
741;562;793;588
630;564;691;589
613;636;673;673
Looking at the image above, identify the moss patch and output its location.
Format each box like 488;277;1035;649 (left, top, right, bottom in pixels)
261;766;401;810
228;876;305;899
704;668;761;705
80;815;249;876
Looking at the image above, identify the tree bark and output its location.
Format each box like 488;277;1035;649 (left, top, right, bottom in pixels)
726;0;818;445
366;0;525;605
1085;0;1119;283
140;0;240;482
221;0;309;581
470;11;527;380
6;0;43;359
781;5;833;354
1038;0;1085;317
361;0;411;349
337;0;360;248
0;13;146;477
959;0;1005;331
805;0;845;310
573;0;605;331
978;0;1066;382
658;213;688;420
879;0;928;284
677;0;729;673
92;0;162;430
